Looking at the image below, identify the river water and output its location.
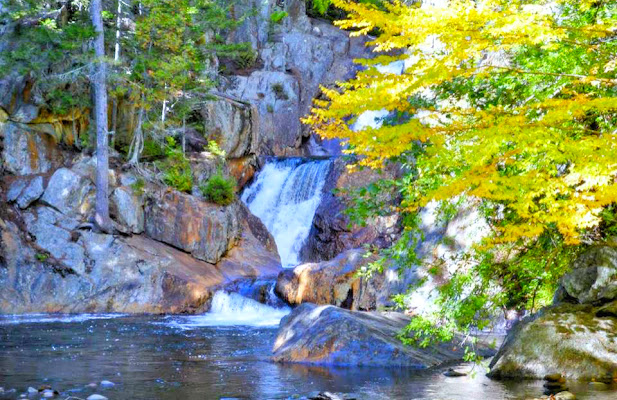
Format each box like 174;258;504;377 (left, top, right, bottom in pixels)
1;312;616;400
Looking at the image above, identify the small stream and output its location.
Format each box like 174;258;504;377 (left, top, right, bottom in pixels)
1;313;616;400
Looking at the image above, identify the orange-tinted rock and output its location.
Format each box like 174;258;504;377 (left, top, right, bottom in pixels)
1;123;65;175
144;190;240;264
276;249;383;311
227;156;257;190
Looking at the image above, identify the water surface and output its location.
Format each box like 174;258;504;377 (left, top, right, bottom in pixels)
1;315;616;400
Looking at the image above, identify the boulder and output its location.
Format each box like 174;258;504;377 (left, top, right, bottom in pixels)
110;186;144;234
489;243;617;380
488;303;617;381
199;96;254;158
40;167;94;216
560;245;617;304
144;190;240;264
1;123;64;175
16;175;44;209
272;303;492;367
275;249;384;310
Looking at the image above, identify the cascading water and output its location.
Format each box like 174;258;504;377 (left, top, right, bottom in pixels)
241;158;332;268
163;291;290;328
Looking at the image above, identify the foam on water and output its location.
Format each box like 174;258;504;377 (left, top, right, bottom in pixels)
0;313;125;325
162;291;291;329
241;158;332;268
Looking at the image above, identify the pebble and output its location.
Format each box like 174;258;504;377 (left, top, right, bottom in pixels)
42;389;55;398
27;387;38;394
87;395;108;400
100;380;115;387
555;391;576;400
87;382;98;388
443;368;467;377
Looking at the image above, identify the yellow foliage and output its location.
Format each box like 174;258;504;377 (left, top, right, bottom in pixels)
303;0;617;245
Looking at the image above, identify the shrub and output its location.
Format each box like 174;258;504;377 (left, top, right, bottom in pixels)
272;83;288;100
270;10;288;24
159;137;193;193
200;173;236;206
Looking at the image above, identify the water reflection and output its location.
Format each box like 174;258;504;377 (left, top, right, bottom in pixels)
0;315;615;400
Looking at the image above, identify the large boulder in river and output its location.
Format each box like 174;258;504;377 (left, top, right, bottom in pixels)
272;303;492;367
144;190;240;264
489;243;617;380
275;249;384;310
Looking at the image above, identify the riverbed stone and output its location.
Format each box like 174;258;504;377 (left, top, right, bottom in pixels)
144;190;240;264
272;303;493;367
87;395;108;400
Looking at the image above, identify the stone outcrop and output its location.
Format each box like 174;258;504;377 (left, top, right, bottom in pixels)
0;209;280;313
1;123;66;176
275;249;384;311
0;150;281;314
300;160;402;263
272;303;494;367
219;0;372;157
110;186;144;234
144;190;240;264
489;242;617;381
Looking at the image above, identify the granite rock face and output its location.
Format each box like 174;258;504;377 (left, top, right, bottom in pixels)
144;190;241;264
0;200;280;313
272;303;493;367
110;186;144;234
1;123;65;176
489;243;617;380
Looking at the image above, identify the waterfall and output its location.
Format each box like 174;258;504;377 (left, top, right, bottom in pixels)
241;158;332;268
162;291;290;328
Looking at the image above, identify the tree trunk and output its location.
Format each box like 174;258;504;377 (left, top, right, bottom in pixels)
91;0;114;233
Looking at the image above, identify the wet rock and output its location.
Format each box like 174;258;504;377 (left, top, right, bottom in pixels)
275;249;383;310
41;389;55;398
144;190;240;264
40;167;93;216
555;392;576;400
27;387;37;394
16;175;44;209
443;368;467;377
1;123;64;175
545;373;564;382
110;186;144;234
272;303;493;367
561;244;617;304
87;395;108;400
99;380;115;387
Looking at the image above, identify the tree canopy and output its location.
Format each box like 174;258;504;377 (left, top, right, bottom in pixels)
305;0;617;353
